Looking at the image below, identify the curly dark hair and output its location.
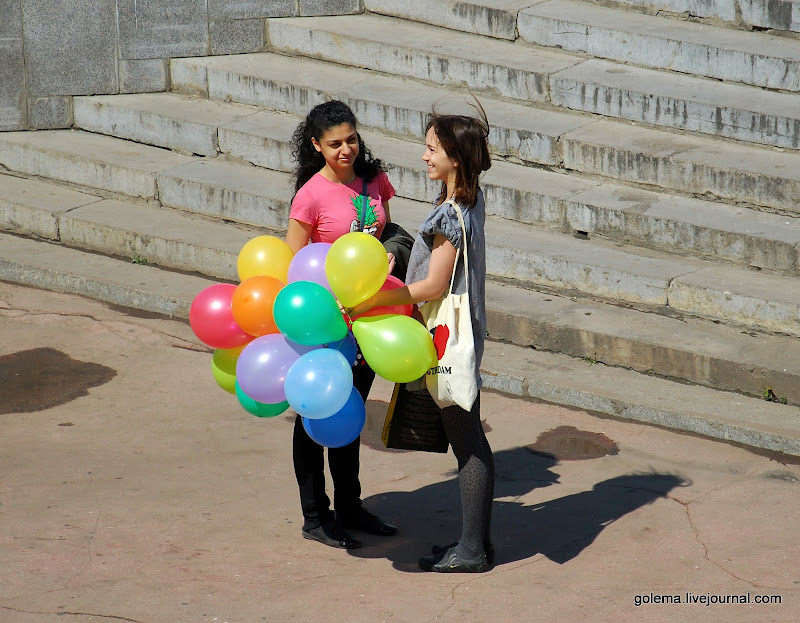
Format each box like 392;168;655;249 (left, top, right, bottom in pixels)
291;100;384;194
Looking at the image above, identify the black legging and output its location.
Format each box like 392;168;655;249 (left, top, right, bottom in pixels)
441;393;495;558
292;362;375;530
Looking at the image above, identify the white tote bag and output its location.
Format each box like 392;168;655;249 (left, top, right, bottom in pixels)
419;201;478;411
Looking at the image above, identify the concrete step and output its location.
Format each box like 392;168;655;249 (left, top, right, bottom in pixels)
363;0;531;40
5;166;800;338
0;233;217;318
4;174;800;403
73;94;264;157
517;0;800;91
606;0;800;34
481;342;800;457
169;52;593;166
263;15;800;150
156;158;291;230
551;58;800;150
65;94;800;273
2;229;798;456
561;120;800;215
0;129;194;199
265;14;584;103
486;282;800;405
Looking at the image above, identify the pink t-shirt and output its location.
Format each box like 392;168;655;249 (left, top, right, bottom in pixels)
289;171;395;243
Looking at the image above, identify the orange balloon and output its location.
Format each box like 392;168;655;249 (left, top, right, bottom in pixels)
232;276;285;337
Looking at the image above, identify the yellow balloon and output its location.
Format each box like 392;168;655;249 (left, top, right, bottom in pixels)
211;346;243;394
238;236;294;282
351;314;436;383
325;232;389;307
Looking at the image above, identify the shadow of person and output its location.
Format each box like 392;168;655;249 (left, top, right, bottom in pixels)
349;447;688;572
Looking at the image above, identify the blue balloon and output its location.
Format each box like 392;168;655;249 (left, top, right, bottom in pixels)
285;349;353;419
302;386;366;448
326;331;358;366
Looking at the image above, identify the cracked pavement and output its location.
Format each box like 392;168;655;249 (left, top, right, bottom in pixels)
0;282;798;622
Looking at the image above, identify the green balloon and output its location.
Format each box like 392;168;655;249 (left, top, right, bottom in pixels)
235;381;290;418
352;314;437;383
273;280;348;346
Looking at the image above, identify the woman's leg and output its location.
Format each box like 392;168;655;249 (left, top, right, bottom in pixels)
440;394;495;559
293;414;332;531
328;361;374;518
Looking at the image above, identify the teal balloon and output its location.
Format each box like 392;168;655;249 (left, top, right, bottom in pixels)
273;280;348;345
235;381;290;418
352;314;436;383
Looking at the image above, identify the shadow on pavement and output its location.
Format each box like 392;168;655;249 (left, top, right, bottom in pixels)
351;447;689;572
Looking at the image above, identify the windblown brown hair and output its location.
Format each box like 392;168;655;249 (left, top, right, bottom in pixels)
426;98;491;208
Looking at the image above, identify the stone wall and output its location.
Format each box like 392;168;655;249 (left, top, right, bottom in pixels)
0;0;364;131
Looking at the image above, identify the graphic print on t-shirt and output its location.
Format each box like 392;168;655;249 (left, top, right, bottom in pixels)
350;193;379;236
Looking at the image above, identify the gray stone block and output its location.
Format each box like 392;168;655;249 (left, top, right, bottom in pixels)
0;26;26;130
210;18;266;55
299;0;363;15
551;59;800;149
266;15;581;103
208;0;297;19
739;0;800;32
120;59;171;94
157;160;292;228
601;0;737;22
561;120;800;214
0;0;22;38
364;0;531;40
518;0;800;91
0;173;101;240
170;58;209;96
22;0;118;96
669;266;800;337
27;96;73;129
117;0;209;60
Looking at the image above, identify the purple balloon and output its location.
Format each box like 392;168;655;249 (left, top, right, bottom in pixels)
287;243;333;292
236;334;314;404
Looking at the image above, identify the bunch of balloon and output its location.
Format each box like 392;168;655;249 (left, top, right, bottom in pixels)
326;233;437;386
189;235;295;418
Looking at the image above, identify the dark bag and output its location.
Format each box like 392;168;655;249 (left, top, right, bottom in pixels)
382;382;449;453
380;222;415;282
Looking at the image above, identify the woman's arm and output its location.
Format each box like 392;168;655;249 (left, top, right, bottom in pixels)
348;234;456;316
286;218;314;253
383;199;391;223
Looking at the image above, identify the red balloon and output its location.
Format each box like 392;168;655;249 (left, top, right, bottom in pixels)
352;275;414;319
189;283;252;349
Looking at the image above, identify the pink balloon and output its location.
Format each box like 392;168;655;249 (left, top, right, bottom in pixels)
189;283;252;349
353;274;414;319
236;334;315;404
287;243;333;293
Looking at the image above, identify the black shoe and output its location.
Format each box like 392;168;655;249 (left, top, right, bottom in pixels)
302;520;362;549
419;546;489;573
432;541;495;566
339;507;398;536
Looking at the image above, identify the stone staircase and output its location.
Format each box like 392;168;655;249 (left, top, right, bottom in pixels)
2;0;799;454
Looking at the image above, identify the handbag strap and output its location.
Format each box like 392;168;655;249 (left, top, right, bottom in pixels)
444;199;469;297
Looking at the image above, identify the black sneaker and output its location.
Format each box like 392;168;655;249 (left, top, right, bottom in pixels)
339;507;398;536
419;546;489;573
432;541;495;566
302;519;362;549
